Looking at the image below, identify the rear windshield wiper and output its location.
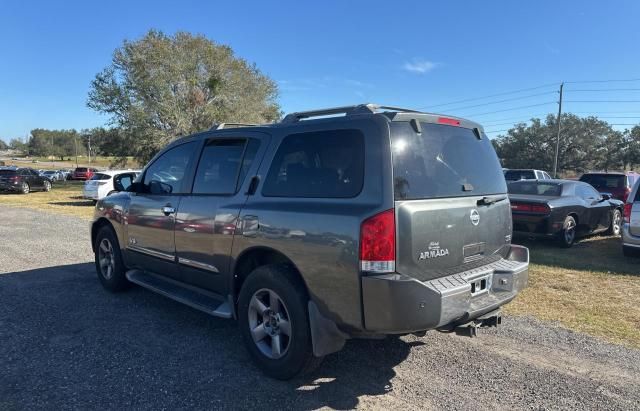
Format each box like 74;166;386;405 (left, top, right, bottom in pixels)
477;195;508;206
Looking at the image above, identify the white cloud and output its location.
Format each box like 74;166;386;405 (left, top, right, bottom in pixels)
403;59;438;74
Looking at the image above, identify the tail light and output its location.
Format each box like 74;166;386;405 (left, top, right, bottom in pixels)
510;202;550;214
623;187;631;203
360;209;395;273
9;176;19;182
624;203;632;224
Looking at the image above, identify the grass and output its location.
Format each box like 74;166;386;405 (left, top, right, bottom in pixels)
0;181;95;219
3;156;139;169
0;185;638;348
505;235;640;349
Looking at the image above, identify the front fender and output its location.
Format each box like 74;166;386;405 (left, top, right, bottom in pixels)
91;193;132;258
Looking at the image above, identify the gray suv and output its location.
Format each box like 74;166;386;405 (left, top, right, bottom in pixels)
90;104;529;379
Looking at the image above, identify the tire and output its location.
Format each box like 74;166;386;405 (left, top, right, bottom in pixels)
623;245;640;257
20;182;30;194
94;225;130;292
238;264;323;380
605;209;622;236
43;180;52;192
557;215;577;248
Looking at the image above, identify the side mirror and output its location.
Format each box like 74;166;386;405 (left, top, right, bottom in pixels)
601;193;611;201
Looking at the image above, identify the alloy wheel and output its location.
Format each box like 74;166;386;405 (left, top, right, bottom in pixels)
612;211;622;236
564;218;576;244
98;238;116;280
44;181;51;192
21;183;29;194
247;288;292;359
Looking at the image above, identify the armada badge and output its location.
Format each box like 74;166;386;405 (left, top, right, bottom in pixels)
419;241;450;260
470;209;480;226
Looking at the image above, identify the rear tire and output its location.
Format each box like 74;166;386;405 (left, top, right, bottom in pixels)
43;180;52;192
94;225;130;292
238;264;323;380
605;209;622;236
558;215;577;248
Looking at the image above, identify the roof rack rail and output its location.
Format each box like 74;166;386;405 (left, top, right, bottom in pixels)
281;103;423;123
210;123;259;130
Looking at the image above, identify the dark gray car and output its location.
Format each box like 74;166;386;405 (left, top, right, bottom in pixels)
90;104;529;379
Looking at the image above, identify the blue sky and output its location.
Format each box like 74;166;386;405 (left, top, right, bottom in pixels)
1;0;640;140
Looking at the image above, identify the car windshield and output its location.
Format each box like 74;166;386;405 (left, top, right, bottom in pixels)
579;174;624;189
508;181;563;196
390;122;506;200
504;170;536;181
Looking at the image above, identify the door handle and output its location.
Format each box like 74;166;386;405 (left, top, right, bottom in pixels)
162;206;176;216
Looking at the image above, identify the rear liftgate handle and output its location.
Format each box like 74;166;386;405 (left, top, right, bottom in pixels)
162;205;176;216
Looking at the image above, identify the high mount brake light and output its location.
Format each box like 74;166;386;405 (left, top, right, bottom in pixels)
437;117;461;126
359;209;395;273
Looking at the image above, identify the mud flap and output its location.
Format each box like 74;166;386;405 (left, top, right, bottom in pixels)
308;301;348;357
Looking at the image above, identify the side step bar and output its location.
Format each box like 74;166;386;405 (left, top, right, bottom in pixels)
126;270;232;319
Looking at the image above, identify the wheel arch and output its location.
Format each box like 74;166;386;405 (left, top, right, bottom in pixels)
91;217;116;252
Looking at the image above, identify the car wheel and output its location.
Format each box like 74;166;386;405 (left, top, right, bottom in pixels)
605;209;622;236
623;246;640;257
238;264;323;380
558;215;577;248
94;225;130;292
43;180;52;192
20;182;30;194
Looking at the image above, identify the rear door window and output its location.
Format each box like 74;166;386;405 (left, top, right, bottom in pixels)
262;129;365;198
192;139;257;195
90;173;111;181
391;122;506;200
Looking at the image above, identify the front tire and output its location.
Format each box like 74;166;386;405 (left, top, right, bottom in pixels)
94;225;130;292
238;264;322;380
43;180;52;192
558;215;577;248
605;209;622;236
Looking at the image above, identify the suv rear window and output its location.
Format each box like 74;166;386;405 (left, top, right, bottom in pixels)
263;129;365;198
579;174;625;189
75;168;88;172
505;170;536;181
391;122;507;200
90;173;111;181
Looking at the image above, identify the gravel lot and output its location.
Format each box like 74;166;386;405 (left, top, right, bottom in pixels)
1;205;639;410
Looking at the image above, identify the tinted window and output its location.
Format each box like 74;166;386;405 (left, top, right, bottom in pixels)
0;170;17;176
391;123;507;200
579;174;624;190
504;170;536;181
577;184;600;200
263;129;365;198
508;181;562;196
90;173;111;181
143;142;197;194
75;168;88;172
192;139;253;194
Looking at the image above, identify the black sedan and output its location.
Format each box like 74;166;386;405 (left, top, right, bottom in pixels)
0;168;52;194
508;179;624;247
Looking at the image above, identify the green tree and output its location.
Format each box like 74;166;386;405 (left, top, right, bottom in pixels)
9;138;27;152
87;30;280;163
0;139;8;150
28;129;79;160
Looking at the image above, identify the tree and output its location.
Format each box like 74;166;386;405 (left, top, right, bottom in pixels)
0;139;8;150
9;138;27;152
28;129;79;160
87;30;281;163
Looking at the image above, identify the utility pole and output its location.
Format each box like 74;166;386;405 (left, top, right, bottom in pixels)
553;82;564;178
87;133;91;167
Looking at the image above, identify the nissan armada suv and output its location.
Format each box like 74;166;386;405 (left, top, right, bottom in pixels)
91;104;529;379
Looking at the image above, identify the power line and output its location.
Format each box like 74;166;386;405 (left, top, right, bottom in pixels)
564;100;640;103
429;91;555;112
565;78;640;84
462;102;556;118
565;88;640;92
418;82;558;109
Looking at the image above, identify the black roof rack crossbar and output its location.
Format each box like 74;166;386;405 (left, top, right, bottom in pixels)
281;103;423;123
210;123;259;130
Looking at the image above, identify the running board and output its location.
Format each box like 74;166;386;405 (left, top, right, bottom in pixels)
126;270;232;319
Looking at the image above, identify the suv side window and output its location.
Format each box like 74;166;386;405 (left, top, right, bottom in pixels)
262;129;365;198
192;139;259;195
143;142;197;194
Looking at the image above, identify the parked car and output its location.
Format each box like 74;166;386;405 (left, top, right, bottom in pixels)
72;167;97;180
509;179;624;247
42;170;62;182
579;171;639;202
90;104;529;379
83;170;140;201
622;178;640;256
504;169;552;182
0;167;52;194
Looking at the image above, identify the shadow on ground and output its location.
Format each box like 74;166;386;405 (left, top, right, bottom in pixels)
48;200;94;207
0;262;410;409
516;234;639;276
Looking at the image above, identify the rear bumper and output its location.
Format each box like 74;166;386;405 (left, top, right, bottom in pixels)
361;244;529;334
83;188;99;200
0;182;21;192
622;223;640;247
512;213;562;236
